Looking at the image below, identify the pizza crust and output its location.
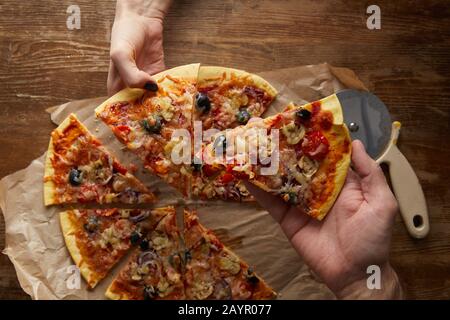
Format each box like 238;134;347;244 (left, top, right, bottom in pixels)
154;63;200;83
318;94;344;125
59;210;101;288
105;286;129;300
198;66;278;98
310;124;351;220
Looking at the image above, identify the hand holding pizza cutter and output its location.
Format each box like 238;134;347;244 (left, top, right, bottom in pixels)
337;89;430;238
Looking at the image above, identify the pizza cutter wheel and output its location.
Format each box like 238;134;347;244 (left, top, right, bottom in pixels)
337;89;430;239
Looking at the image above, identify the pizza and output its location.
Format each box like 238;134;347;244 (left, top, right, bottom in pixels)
182;210;276;300
44;114;156;205
194;66;277;130
191;66;277;200
96;65;277;201
202;94;352;220
95;64;199;196
105;207;185;300
49;64;353;300
105;208;276;300
60;207;170;288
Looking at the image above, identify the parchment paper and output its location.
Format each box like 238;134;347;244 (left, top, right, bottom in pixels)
0;63;367;300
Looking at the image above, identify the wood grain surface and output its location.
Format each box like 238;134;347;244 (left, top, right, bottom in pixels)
0;0;449;299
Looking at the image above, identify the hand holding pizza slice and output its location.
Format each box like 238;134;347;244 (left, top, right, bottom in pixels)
202;94;352;220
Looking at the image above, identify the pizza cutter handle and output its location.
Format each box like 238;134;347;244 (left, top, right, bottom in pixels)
376;122;430;239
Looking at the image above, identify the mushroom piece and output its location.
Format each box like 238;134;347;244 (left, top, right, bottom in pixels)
281;122;305;145
298;156;319;178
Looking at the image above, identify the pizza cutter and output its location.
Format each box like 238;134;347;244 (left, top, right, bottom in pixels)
336;89;429;239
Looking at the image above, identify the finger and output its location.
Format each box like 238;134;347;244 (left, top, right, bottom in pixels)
351;140;378;178
107;61;125;96
351;140;395;208
243;181;313;240
110;49;157;89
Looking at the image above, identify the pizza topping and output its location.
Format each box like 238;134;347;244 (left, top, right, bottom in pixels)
166;267;181;284
283;191;298;205
130;231;141;245
318;111;333;131
191;280;214;300
143;285;157;300
139;238;150;250
142;115;162;134
152;235;170;250
68;168;83;186
184;249;192;263
83;215;99;233
138;250;158;266
296;108;312;121
230;163;254;179
79;159;114;185
298;156;319;178
236;109;251;124
169;253;182;269
236;181;250;197
98;225;120;249
129;210;150;223
218;252;241;275
195;92;211;114
151;96;175;121
245;267;260;285
230;279;252;299
191;159;203;172
281;122;305;145
301;130;330;160
214;279;232;300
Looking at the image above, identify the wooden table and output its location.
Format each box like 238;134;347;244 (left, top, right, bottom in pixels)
0;0;449;299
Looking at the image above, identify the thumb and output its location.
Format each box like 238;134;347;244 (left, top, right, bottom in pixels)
110;49;156;89
351;140;396;210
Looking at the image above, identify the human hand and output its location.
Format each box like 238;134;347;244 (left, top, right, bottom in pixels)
107;0;172;95
245;140;403;299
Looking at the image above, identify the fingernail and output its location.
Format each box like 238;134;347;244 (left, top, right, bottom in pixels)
144;81;158;92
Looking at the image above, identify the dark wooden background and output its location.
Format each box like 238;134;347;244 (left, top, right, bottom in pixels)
0;0;449;299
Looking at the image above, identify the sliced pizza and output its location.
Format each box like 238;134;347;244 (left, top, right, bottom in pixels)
60;207;169;288
44;114;156;205
194;66;277;130
183;211;276;300
190;66;277;200
95;64;200;196
105;207;185;300
203;94;352;220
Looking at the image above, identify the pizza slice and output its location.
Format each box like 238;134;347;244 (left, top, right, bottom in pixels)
203;94;352;220
190;67;276;200
60;207;170;288
105;207;185;300
194;66;277;130
44;114;156;205
95;64;200;196
183;211;276;300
